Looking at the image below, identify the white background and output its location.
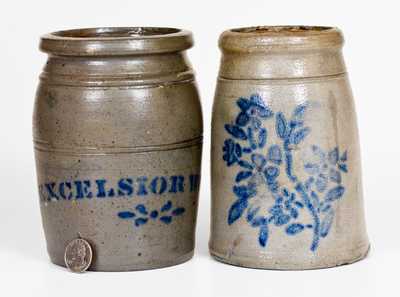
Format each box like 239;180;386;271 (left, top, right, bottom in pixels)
0;0;399;296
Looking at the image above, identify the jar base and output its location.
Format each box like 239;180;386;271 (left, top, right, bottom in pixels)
49;250;194;272
209;244;370;270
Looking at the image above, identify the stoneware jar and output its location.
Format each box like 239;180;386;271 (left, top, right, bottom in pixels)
210;26;369;270
33;27;203;271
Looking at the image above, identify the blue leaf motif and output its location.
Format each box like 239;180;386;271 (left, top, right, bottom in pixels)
258;128;267;148
315;174;328;193
258;225;269;247
135;218;148;227
258;106;274;119
290;208;299;219
228;199;248;225
236;112;250;127
267;145;282;165
340;151;348;162
225;124;247;140
236;171;253;183
161;200;172;212
294;201;304;208
338;163;348;173
222;139;242;166
320;210;334;237
251;216;267;227
310;191;321;209
233;184;257;199
325;186;345;202
292;103;308;119
243;147;252;153
328;147;339;165
248;127;257;149
150;210;158;219
118;211;135;219
238;160;254;170
246;206;260;222
329;168;341;184
274;214;291;226
286;223;305;235
289;127;310;145
135;204;148;215
172;208;185;216
276;112;288;139
237;97;251;111
160;216;172;224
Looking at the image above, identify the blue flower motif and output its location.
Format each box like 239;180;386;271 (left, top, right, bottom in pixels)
236;94;274;129
222;93;349;252
268;188;303;227
304;146;348;192
223;139;242;166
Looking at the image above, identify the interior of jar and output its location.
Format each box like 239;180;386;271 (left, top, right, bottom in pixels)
52;27;181;39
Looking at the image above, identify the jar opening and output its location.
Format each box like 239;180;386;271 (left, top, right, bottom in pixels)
40;27;193;56
52;27;182;39
220;25;343;53
231;26;333;34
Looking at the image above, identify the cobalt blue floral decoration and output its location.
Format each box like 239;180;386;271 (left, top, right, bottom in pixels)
221;94;348;252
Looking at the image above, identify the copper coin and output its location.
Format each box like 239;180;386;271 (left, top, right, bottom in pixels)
64;238;93;273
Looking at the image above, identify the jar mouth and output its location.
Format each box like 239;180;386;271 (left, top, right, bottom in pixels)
230;25;333;34
220;25;344;52
40;27;193;56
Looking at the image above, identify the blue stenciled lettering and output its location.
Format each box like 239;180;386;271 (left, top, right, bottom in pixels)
136;176;148;196
189;174;200;192
75;180;93;199
59;182;73;200
118;178;133;196
150;177;167;195
96;179;115;198
169;175;185;193
45;182;59;201
39;174;200;202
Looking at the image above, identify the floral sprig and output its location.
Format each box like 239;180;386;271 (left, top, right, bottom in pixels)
222;93;348;252
118;201;185;227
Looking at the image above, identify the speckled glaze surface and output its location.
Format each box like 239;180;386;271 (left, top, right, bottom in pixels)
33;27;203;271
210;26;369;270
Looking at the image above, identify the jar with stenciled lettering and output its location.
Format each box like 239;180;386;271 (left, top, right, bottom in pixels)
33;27;202;271
210;26;369;269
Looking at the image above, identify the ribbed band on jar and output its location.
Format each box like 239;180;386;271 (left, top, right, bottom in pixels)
40;27;193;56
218;26;346;79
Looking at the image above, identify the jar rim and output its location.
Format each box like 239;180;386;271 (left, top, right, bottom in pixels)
40;27;193;56
220;25;344;52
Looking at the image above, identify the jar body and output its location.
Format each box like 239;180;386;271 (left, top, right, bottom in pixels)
33;28;202;271
210;27;369;270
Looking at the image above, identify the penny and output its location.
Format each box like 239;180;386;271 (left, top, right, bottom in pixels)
64;238;93;273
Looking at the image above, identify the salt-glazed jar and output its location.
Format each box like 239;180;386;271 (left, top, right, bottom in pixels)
33;27;203;271
210;26;369;270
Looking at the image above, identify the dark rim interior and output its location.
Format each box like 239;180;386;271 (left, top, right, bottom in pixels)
231;26;334;34
51;27;182;39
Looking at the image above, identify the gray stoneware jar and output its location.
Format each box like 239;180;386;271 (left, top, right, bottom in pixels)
210;26;369;270
33;27;203;271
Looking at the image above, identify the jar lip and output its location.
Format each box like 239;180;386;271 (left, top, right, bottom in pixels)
220;25;344;52
40;27;193;56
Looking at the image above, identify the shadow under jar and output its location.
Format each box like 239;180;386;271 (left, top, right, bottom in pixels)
210;26;369;270
33;27;203;271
